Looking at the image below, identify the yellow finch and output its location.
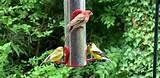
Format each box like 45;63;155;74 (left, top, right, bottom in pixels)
87;42;111;61
41;46;64;64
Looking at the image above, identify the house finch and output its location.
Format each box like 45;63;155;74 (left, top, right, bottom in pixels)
65;9;93;40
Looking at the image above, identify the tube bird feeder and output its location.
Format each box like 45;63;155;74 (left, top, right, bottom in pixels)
64;0;87;67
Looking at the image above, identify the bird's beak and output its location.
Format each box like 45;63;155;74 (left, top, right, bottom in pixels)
90;12;93;15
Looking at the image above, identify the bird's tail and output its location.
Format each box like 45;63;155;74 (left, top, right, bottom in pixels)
40;55;51;65
102;57;111;62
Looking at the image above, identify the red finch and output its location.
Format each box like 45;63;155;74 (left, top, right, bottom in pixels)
65;9;93;40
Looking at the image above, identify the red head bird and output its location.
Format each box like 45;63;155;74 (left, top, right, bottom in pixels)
65;9;93;40
68;9;93;32
71;9;82;20
71;9;93;20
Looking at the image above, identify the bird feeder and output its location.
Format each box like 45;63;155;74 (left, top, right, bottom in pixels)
64;0;87;67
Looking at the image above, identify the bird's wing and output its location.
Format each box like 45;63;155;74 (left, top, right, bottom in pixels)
70;14;85;25
64;14;86;40
51;50;63;58
92;50;106;57
68;14;85;31
41;55;51;64
92;46;104;54
91;47;106;57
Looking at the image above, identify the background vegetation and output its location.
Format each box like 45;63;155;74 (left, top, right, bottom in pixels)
0;0;159;78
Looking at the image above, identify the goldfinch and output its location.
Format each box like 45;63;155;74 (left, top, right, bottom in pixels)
41;46;64;65
87;42;111;61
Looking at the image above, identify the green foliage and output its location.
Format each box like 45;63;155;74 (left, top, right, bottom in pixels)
23;51;71;78
26;65;70;78
0;0;159;78
0;42;11;77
